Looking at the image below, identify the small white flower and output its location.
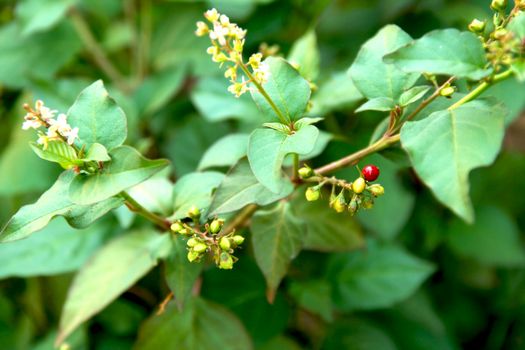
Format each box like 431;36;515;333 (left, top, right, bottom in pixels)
48;113;72;135
22;119;43;130
204;8;219;22
253;62;270;84
64;127;79;145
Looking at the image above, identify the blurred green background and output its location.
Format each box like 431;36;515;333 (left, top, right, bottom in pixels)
0;0;525;349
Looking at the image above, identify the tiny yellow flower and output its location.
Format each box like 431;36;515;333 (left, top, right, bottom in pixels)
204;8;219;22
195;21;209;36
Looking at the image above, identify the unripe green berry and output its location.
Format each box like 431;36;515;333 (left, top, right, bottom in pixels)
440;86;455;98
348;199;358;215
193;243;208;253
219;237;231;251
187;238;199;247
170;222;184;233
179;228;190;235
468;19;486;33
491;0;507;11
352;177;366;194
187;250;200;262
494;28;508;39
210;219;224;234
232;235;245;245
298;166;314;179
188;205;201;219
369;184;385;197
305;186;320;201
333;193;346;213
219;252;234;269
361;198;374;209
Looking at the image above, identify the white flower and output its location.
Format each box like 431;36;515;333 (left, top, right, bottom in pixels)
48;113;72;135
22;119;43;130
253;61;270;84
64;127;79;145
204;8;219;22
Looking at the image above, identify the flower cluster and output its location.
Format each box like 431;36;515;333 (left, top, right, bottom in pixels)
170;206;245;269
22;100;79;149
195;9;270;97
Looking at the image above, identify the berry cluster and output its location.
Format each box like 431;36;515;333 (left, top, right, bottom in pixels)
300;164;385;215
170;206;245;269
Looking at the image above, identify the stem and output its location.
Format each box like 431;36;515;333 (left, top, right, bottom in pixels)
70;8;130;92
448;70;513;110
222;204;258;235
237;61;289;125
314;134;399;175
119;191;171;231
292;153;300;181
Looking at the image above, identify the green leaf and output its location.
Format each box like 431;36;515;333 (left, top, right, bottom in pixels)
30;141;78;169
309;71;363;115
197;133;249;170
251;202;305;298
258;336;302;350
127;172;174;216
57;229;171;345
0;171;123;242
348;25;419;101
399;85;431;107
511;60;525;82
67;80;128;151
327;241;435;311
134;65;187;115
288;280;333;322
134;298;253;350
0;21;82;88
323;319;398;350
355;97;395;113
0;219;112;279
294;117;324;128
165;236;203;310
385;29;491;80
400;99;506;222
15;0;75;36
287;29;320;81
292;194;364;252
448;206;525;267
251;57;311;123
508;11;525;40
190;76;263;122
208;158;293;216
83;143;111;162
69;146;169;205
247;125;319;193
171;171;224;219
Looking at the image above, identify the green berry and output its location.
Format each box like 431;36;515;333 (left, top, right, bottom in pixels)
305;186;320;201
348;198;358;215
491;0;507;11
187;250;200;262
298;166;314;179
352;177;366;194
333;192;346;213
188;205;201;219
187;238;199;247
468;19;486;33
219;237;231;251
210;219;224;234
219;252;234;269
440;86;455;98
170;222;184;233
193;243;207;253
368;184;385;197
232;235;245;245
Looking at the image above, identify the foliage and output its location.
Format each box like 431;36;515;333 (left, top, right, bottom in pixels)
0;0;525;349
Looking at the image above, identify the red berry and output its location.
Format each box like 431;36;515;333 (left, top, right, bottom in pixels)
362;164;380;182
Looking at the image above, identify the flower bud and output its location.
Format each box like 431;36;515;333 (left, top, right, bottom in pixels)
491;0;507;11
468;19;486;33
193;243;208;253
348;198;358;215
219;252;234;269
219;237;231;251
170;222;184;233
368;184;385;197
440;86;455;98
210;219;224;234
352;177;366;194
187;238;199;248
305;186;320;201
187;250;200;262
188;205;201;220
232;235;245;245
333;192;347;213
298;166;314;179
